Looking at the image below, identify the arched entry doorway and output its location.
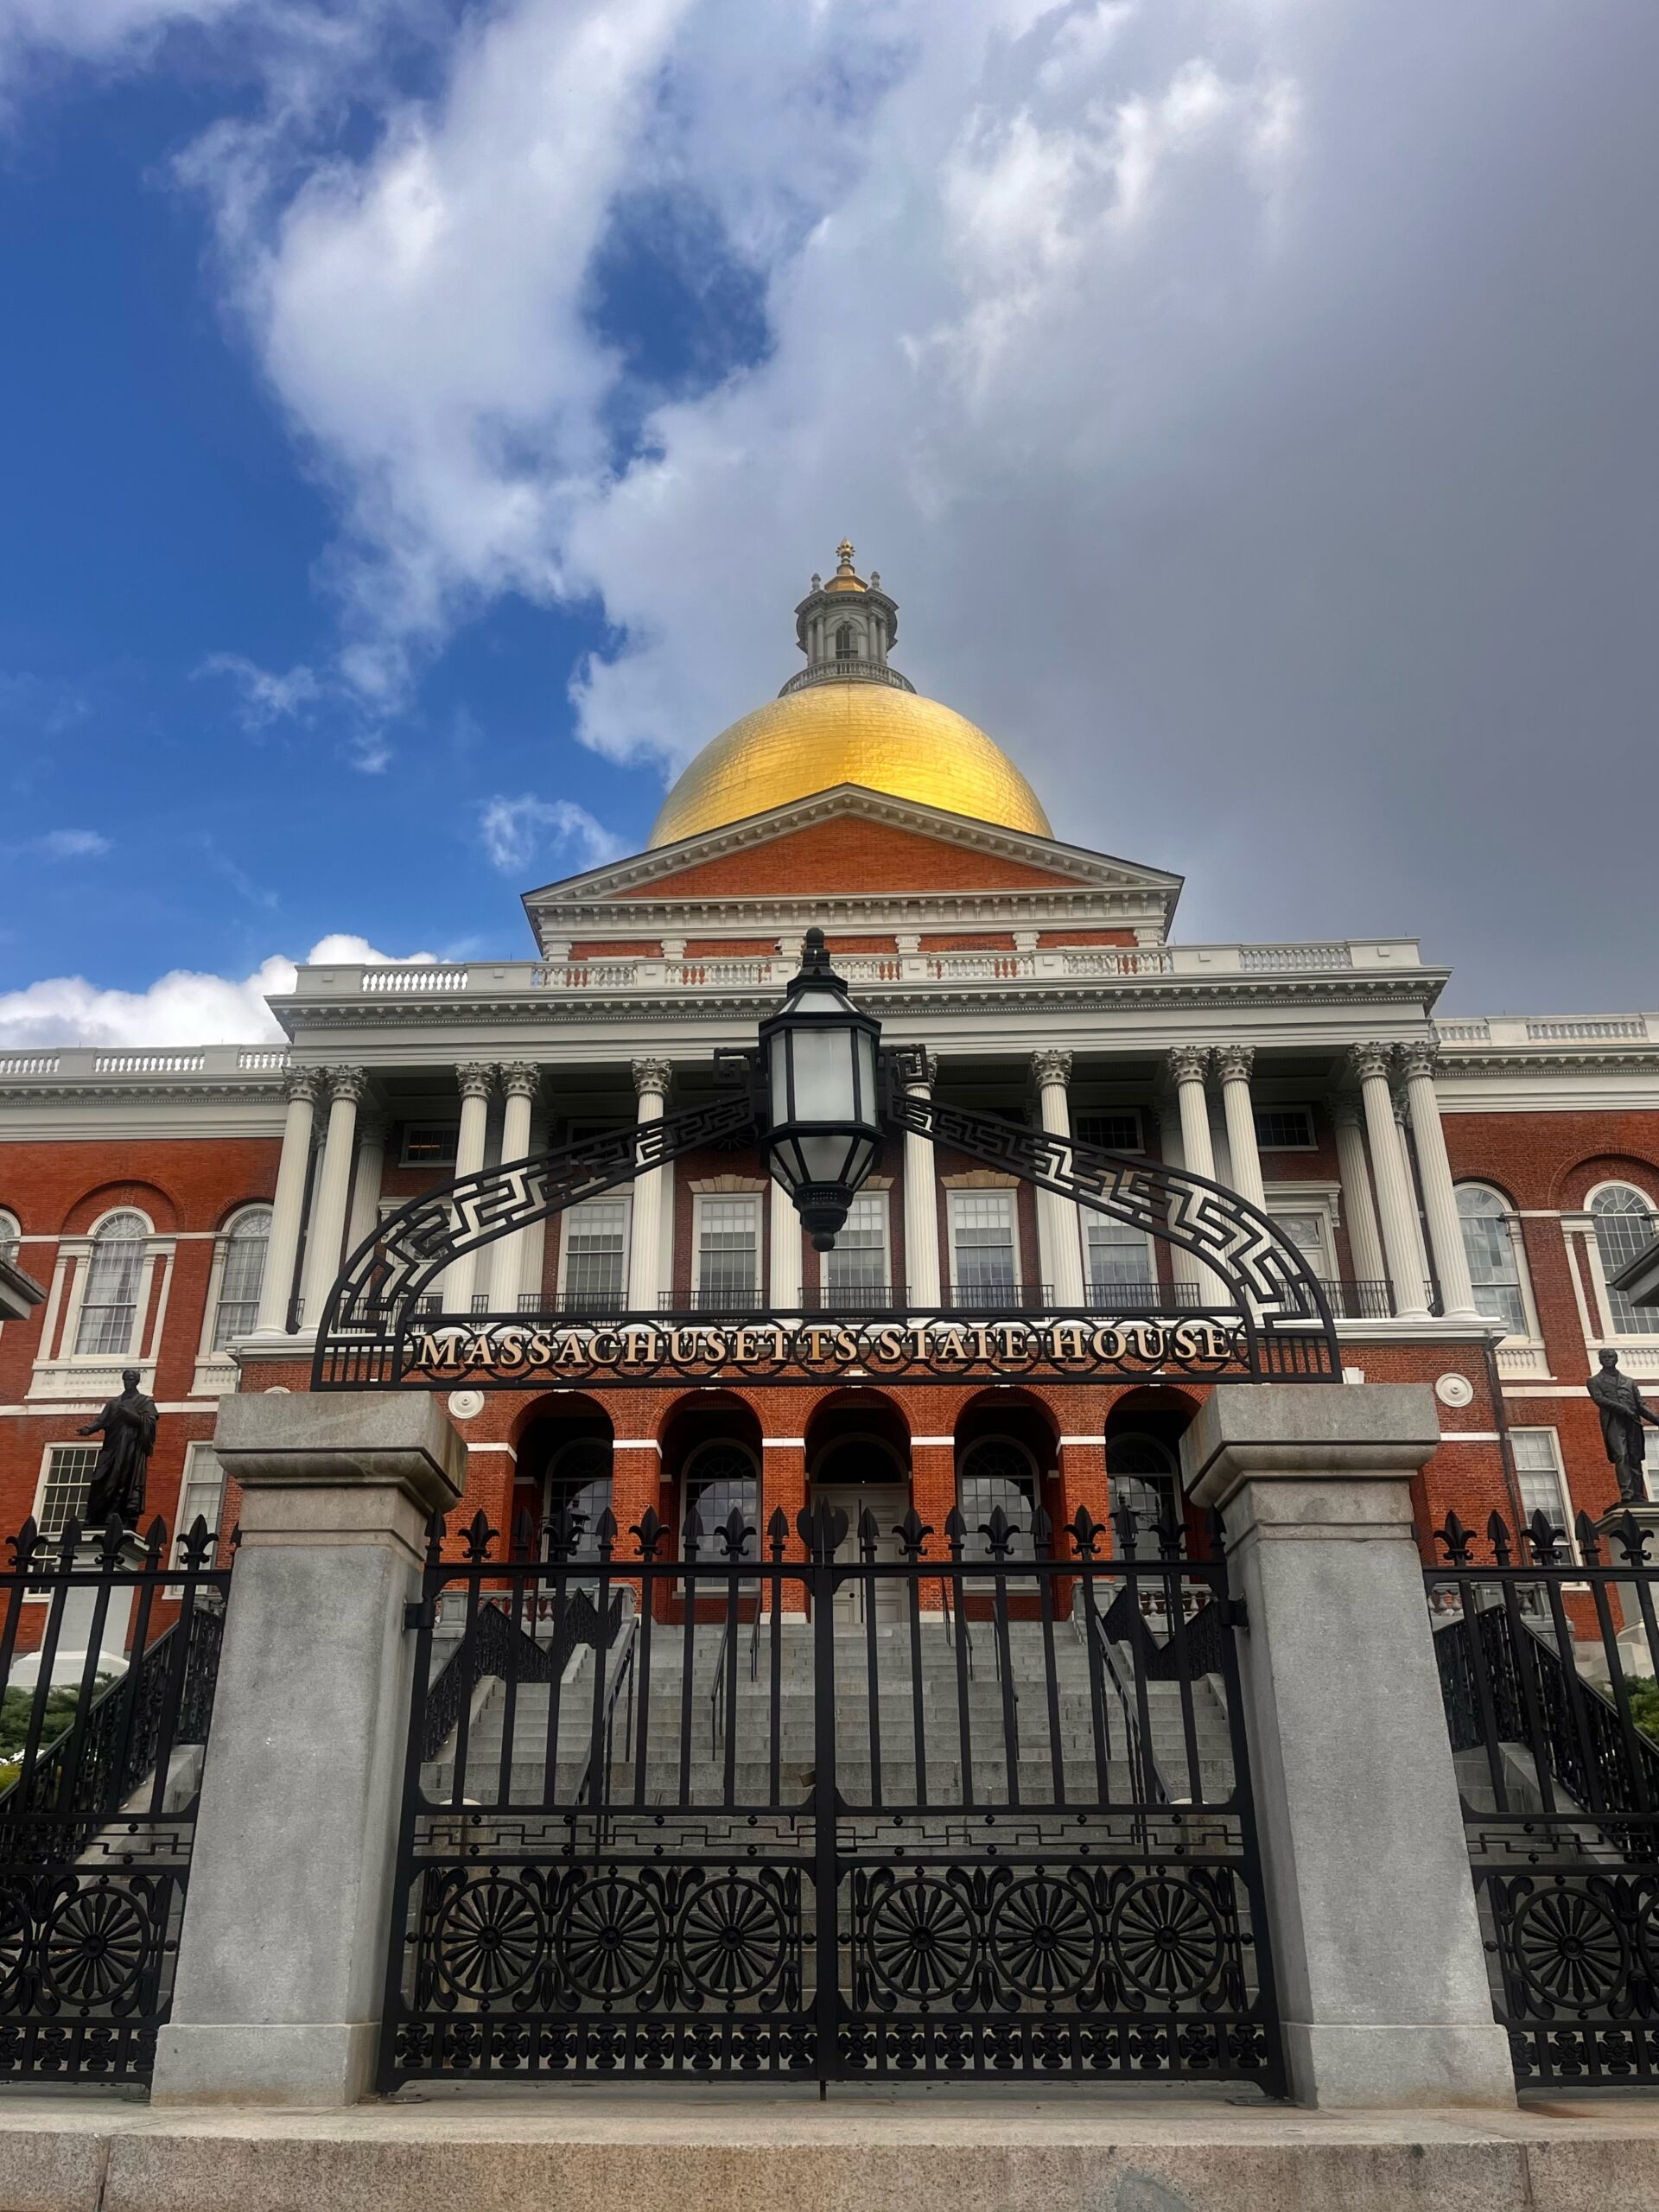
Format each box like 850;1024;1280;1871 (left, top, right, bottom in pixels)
805;1391;911;1621
661;1393;763;1560
512;1394;614;1567
953;1391;1059;1563
1104;1391;1200;1559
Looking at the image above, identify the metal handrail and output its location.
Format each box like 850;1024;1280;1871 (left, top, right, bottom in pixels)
1093;1610;1170;1844
571;1611;639;1845
939;1575;974;1680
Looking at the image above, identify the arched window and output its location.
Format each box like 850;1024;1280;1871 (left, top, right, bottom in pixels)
1456;1185;1529;1339
957;1436;1038;1560
74;1211;148;1356
835;621;856;660
0;1210;18;1268
213;1205;271;1347
1592;1184;1659;1338
684;1440;759;1559
1107;1432;1179;1560
547;1437;613;1563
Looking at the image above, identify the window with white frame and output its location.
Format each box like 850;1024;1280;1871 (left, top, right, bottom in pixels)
1075;1111;1143;1154
559;1198;630;1311
823;1192;888;1303
175;1441;226;1549
1457;1185;1529;1338
212;1206;270;1347
950;1191;1017;1305
696;1195;761;1306
400;1123;459;1166
1254;1106;1316;1151
683;1440;758;1557
0;1209;18;1268
1270;1210;1333;1282
1510;1428;1577;1548
1108;1432;1179;1560
1085;1214;1156;1300
1591;1184;1659;1338
957;1436;1038;1560
73;1211;148;1357
35;1444;99;1541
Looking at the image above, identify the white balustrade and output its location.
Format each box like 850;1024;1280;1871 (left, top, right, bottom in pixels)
1239;944;1354;972
92;1051;207;1074
360;965;470;993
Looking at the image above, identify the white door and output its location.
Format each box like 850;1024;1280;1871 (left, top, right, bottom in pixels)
812;1486;906;1622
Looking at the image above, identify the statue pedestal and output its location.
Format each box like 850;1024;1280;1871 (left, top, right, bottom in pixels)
7;1533;147;1693
1592;1503;1659;1682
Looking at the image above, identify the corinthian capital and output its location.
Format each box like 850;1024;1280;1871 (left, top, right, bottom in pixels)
327;1065;367;1105
632;1057;673;1102
1166;1046;1211;1088
1347;1043;1393;1086
455;1062;497;1102
1214;1046;1255;1086
283;1067;322;1105
1030;1048;1073;1090
500;1061;542;1100
1396;1039;1440;1084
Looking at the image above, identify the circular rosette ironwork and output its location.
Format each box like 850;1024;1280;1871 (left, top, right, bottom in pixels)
991;1876;1100;2001
1109;1875;1226;2004
677;1876;788;2003
863;1876;975;2005
1511;1885;1629;2012
429;1874;546;2004
558;1875;667;2001
0;1885;31;2011
39;1881;150;2011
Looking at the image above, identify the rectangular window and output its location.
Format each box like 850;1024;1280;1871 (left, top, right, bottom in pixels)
1085;1215;1155;1301
560;1198;629;1311
212;1225;269;1348
1510;1428;1578;1544
696;1195;761;1306
1271;1210;1333;1281
400;1124;460;1166
73;1237;144;1356
1075;1111;1144;1154
35;1445;99;1541
823;1193;888;1305
950;1191;1017;1306
1254;1107;1317;1151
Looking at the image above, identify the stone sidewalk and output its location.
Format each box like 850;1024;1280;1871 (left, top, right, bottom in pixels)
3;2087;1659;2212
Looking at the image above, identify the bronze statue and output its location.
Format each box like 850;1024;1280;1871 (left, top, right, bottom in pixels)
1587;1348;1659;1505
75;1369;156;1530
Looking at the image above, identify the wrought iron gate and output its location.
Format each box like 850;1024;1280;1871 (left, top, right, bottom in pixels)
0;1514;229;2084
1429;1509;1659;2088
381;1500;1282;2091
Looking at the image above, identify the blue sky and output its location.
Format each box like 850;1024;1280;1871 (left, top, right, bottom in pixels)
2;0;1657;1040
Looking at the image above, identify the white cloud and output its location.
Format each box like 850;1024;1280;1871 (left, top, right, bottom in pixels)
478;795;621;875
0;933;435;1048
30;829;111;859
195;652;322;729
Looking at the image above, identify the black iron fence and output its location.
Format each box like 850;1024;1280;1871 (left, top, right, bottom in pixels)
1427;1507;1659;2088
0;1514;231;2086
382;1498;1281;2094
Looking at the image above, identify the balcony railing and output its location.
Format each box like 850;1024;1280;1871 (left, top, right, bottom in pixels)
802;1281;908;1313
945;1281;1054;1312
777;658;914;696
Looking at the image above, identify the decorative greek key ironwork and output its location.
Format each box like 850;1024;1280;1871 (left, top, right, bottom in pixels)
0;1513;231;2086
383;1501;1281;2091
1428;1509;1659;2087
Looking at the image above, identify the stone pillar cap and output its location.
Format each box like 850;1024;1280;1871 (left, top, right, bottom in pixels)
214;1391;466;1516
1180;1382;1440;1512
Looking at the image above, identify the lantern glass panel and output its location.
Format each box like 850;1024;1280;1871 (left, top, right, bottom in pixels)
787;1027;856;1123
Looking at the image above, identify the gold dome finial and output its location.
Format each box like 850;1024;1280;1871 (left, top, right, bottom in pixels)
824;537;867;594
836;537;855;569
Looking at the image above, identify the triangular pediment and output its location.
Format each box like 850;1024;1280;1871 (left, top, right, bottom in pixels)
524;785;1181;910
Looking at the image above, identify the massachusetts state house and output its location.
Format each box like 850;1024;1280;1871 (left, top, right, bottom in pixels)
3;543;1657;1571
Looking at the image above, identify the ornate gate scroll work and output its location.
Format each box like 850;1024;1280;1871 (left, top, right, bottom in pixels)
313;1062;1338;1389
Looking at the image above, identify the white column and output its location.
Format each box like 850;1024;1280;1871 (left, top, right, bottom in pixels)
627;1058;671;1313
769;1179;803;1309
902;1052;941;1307
1394;1094;1435;1310
1332;1097;1387;1297
1401;1043;1478;1319
345;1116;387;1263
1350;1046;1429;1318
257;1071;319;1332
1168;1047;1224;1302
488;1064;540;1313
298;1067;365;1330
1216;1046;1266;1211
1031;1049;1085;1307
443;1064;497;1314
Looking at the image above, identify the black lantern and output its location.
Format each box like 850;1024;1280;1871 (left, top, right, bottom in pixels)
759;928;883;1249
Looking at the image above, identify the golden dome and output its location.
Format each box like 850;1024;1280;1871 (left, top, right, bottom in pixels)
648;678;1053;848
